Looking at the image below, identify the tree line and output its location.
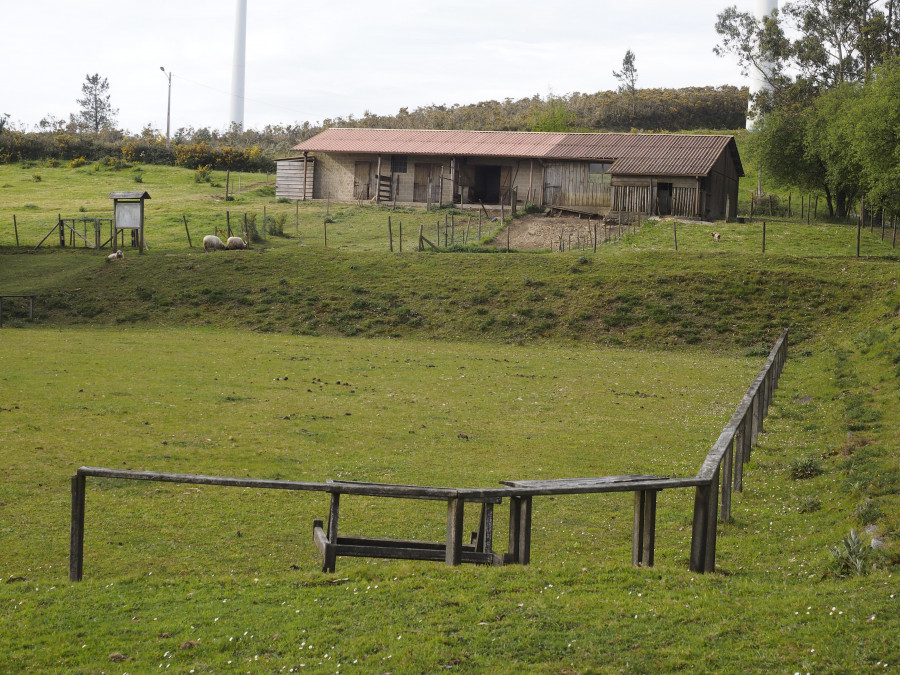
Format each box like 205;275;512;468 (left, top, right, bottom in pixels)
716;0;900;218
0;85;748;170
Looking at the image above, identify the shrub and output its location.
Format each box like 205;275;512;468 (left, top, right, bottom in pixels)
789;456;822;479
853;499;883;526
797;496;821;513
828;530;871;577
194;165;212;183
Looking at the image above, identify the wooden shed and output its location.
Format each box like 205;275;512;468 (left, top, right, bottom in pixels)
278;129;743;220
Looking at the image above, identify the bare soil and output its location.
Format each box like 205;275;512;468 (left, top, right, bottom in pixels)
487;213;629;251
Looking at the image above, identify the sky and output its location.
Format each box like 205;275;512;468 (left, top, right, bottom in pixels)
1;0;756;135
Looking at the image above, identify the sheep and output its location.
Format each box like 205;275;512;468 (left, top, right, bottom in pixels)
712;232;721;242
225;236;247;250
106;249;124;261
203;234;226;251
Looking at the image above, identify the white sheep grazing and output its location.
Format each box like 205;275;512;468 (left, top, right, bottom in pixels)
203;234;226;251
106;249;124;261
225;236;247;250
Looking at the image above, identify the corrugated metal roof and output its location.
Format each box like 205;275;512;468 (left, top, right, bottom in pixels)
291;128;743;177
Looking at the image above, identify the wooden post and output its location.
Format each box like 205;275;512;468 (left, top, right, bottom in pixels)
528;160;534;204
749;192;754;219
632;490;657;567
183;215;192;247
478;211;482;240
881;210;886;240
418;224;424;252
689;482;711;573
501;200;505;224
512;186;518;216
507;218;510;253
762;221;766;253
801;195;805;221
788;192;792;218
324;218;328;248
296;201;299;234
427;179;432;212
69;474;86;581
399;221;402;252
243;213;250;249
388;216;393;252
58;216;65;248
446;498;464;566
673;221;678;251
465;217;471;245
324;493;340;573
720;437;734;523
225;170;230;202
302;152;309;201
857;216;862;258
725;195;730;223
734;424;745;493
451;215;455;246
444;213;448;247
814;196;818;219
13;215;18;247
376;156;382;204
226;211;232;238
704;467;720;572
593;220;598;253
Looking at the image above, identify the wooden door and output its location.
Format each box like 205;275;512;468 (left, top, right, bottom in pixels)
354;162;371;200
413;163;430;202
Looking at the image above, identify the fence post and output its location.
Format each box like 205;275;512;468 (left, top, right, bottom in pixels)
734;422;745;492
446;498;464;566
704;467;720;572
690;482;711;573
721;438;734;523
388;216;393;252
69;474;86;581
13;215;19;247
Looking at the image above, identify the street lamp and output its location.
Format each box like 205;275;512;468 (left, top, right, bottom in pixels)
160;66;172;149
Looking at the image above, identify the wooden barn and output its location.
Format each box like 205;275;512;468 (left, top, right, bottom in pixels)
277;129;743;220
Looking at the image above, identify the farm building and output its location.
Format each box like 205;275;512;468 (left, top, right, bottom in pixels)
278;128;743;220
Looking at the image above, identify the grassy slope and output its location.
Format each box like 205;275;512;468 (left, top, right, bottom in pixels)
1;164;898;673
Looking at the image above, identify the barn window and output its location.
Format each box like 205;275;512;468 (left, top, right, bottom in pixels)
589;162;612;185
391;155;408;174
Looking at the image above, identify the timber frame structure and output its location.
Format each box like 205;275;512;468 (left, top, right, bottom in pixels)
277;129;743;220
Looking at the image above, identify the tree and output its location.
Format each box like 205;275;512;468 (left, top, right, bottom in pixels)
74;74;118;134
613;50;639;118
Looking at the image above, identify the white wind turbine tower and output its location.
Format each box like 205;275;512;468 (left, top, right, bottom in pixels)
230;0;248;129
747;0;778;130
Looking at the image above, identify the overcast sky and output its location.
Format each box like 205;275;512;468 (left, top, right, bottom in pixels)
1;0;755;134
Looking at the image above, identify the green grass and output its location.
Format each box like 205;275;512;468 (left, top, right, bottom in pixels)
0;163;503;252
1;163;898;672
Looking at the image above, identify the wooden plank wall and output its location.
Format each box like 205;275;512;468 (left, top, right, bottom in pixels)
542;162;611;209
612;185;652;213
275;158;315;201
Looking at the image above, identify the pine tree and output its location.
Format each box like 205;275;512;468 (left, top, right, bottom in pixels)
74;74;118;133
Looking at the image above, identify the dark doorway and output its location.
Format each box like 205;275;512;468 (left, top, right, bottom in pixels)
473;165;501;203
657;182;673;216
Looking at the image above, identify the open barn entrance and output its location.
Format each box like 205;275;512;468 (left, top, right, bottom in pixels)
473;165;501;204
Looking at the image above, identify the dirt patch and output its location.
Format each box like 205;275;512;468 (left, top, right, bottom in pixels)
486;213;634;251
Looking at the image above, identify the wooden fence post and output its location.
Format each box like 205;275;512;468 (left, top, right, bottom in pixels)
69;474;86;581
721;438;734;523
690;482;712;573
183;215;192;247
13;215;19;247
446;498;464;566
388;216;393;252
673;221;678;251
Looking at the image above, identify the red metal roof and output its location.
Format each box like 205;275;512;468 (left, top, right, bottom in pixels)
291;128;743;177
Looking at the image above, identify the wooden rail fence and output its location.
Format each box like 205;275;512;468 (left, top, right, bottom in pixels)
69;330;787;579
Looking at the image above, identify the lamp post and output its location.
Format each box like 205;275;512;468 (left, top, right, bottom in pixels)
160;67;172;149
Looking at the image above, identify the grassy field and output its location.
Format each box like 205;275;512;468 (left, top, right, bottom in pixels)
1;163;898;673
